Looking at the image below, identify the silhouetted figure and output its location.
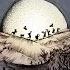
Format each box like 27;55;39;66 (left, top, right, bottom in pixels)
57;28;60;33
42;31;46;38
28;31;32;38
23;26;27;30
30;61;32;65
12;29;17;35
46;29;51;37
20;34;24;38
3;67;5;70
52;28;55;33
35;34;40;40
49;23;53;27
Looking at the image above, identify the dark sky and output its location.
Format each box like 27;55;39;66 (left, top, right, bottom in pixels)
0;0;70;29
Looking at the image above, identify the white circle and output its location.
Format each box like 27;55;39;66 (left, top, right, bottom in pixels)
3;0;67;41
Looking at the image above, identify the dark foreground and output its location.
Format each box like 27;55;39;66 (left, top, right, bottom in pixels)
0;47;70;70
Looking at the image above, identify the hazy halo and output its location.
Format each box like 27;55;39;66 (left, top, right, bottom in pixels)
3;0;67;41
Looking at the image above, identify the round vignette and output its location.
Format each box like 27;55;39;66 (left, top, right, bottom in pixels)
3;0;67;41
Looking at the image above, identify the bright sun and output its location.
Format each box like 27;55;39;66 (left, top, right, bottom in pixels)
3;0;67;41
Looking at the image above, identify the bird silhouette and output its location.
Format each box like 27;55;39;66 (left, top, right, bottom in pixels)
20;34;24;38
12;29;17;35
49;24;53;27
28;31;32;39
57;28;60;33
42;31;46;38
52;28;55;33
35;34;40;40
23;26;27;30
46;29;51;37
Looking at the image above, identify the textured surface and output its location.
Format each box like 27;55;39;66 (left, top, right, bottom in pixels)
0;29;70;70
0;0;70;69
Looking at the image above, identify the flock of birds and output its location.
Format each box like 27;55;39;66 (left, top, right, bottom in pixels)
12;23;60;40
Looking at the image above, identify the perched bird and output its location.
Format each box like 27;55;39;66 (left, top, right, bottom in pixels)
49;24;53;27
42;31;46;38
52;28;55;33
35;34;40;40
23;26;27;30
12;29;17;35
20;34;24;38
46;29;51;37
57;28;60;33
28;31;32;39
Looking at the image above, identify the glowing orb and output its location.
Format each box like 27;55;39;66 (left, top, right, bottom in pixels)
3;0;67;41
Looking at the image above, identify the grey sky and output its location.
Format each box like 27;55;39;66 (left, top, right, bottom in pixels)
0;0;70;29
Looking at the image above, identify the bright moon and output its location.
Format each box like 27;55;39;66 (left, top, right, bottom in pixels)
3;0;67;41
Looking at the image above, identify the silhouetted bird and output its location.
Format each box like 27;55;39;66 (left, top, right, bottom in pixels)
46;29;51;37
12;29;17;35
20;34;24;38
35;34;40;40
23;26;27;30
52;28;55;33
49;24;53;27
57;28;60;33
28;31;32;38
42;31;46;38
